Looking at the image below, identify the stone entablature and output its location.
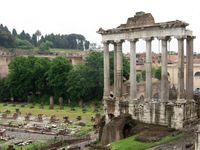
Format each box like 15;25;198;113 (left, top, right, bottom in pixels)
98;12;197;131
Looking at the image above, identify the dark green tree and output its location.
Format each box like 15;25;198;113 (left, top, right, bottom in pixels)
12;29;18;37
47;57;72;100
154;67;161;80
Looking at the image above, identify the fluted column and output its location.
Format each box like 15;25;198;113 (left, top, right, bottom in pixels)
113;43;117;97
130;39;138;101
116;40;123;99
177;37;185;100
186;36;195;100
145;37;153;101
103;41;110;99
160;37;170;102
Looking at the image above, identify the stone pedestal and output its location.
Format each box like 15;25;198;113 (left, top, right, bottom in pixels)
171;100;185;129
195;125;200;150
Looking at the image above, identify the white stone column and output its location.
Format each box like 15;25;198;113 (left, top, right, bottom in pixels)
145;37;153;101
177;37;185;100
116;40;123;99
160;37;170;102
186;36;195;100
130;39;138;101
113;43;117;97
103;41;110;99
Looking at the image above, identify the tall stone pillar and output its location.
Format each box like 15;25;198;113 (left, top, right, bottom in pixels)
177;37;185;100
130;39;138;101
116;40;123;99
113;43;117;97
145;38;153;101
160;37;170;102
103;41;110;100
186;36;195;100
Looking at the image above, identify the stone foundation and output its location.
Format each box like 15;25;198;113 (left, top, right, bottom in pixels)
105;98;197;130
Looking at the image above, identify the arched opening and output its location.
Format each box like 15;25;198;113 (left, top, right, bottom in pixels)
194;72;200;77
108;113;114;120
123;124;132;138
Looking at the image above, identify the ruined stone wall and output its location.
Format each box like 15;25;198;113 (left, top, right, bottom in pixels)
0;56;10;77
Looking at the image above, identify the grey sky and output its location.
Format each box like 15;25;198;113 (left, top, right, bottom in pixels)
0;0;199;53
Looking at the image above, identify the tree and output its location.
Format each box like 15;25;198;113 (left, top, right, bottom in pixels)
85;40;90;50
0;31;15;48
39;41;53;51
7;56;50;102
67;65;89;102
15;38;34;49
7;56;32;100
47;57;72;108
154;67;161;80
35;30;41;42
31;34;37;46
12;29;18;37
67;51;130;102
0;77;10;101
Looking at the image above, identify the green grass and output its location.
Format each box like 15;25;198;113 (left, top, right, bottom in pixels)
0;103;98;121
111;133;185;150
0;139;66;150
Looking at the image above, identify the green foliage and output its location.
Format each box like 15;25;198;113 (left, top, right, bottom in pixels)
15;38;34;49
0;23;90;50
111;133;184;150
0;24;15;48
67;65;91;102
47;56;72;98
7;56;50;100
67;51;130;101
141;70;146;81
136;73;142;82
154;67;161;80
0;77;10;101
39;41;53;51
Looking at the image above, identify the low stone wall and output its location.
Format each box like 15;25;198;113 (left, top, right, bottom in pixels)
105;98;197;130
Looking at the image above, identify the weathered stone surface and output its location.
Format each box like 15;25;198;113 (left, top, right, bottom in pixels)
101;114;136;145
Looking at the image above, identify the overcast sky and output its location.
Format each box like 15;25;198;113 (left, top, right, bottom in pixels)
0;0;199;53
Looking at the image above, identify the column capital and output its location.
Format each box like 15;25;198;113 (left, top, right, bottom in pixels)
175;36;187;40
144;37;154;42
129;38;138;43
158;36;171;41
115;40;124;45
187;36;196;40
102;41;110;45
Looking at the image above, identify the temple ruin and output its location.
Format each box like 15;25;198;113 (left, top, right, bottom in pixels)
97;12;197;131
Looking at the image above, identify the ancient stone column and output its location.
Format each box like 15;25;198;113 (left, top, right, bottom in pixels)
130;39;138;101
160;37;170;102
113;43;117;97
177;37;185;100
145;38;153;101
186;36;195;100
103;41;110;99
59;97;64;110
116;40;123;99
49;96;54;109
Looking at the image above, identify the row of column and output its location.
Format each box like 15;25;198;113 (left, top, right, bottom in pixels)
103;36;194;102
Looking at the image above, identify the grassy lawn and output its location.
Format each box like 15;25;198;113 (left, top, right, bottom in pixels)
0;103;99;121
0;139;67;150
111;133;184;150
